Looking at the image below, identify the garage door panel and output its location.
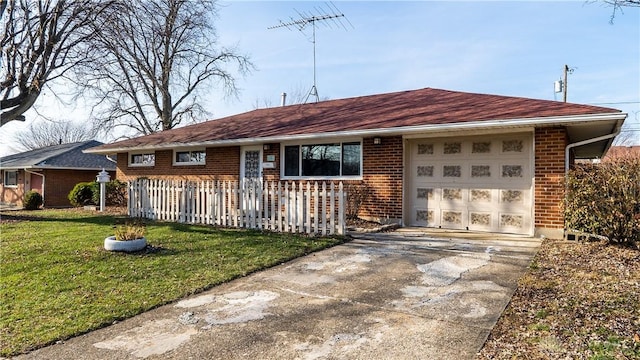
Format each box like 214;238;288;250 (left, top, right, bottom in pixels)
441;209;465;229
468;211;493;232
408;134;533;235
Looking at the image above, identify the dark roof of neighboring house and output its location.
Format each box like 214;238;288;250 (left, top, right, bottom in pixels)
0;140;116;170
86;87;623;153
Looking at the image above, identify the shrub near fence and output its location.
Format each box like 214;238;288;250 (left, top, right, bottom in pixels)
564;156;640;245
128;178;346;235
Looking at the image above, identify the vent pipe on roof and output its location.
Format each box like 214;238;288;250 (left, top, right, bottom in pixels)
281;92;287;107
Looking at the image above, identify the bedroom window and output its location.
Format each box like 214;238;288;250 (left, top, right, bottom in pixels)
3;170;18;187
283;142;361;178
174;149;206;165
129;153;155;166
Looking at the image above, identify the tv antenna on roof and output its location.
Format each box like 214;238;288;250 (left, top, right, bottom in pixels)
268;2;353;103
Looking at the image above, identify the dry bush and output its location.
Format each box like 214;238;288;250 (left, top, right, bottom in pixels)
345;182;372;220
564;155;640;245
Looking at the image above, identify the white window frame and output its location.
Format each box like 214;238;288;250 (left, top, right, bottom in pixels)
128;152;156;167
280;139;363;180
3;170;18;187
173;148;206;166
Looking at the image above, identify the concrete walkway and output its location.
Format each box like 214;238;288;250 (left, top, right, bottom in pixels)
15;229;540;360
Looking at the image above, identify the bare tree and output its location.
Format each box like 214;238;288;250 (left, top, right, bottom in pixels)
79;0;252;136
602;0;640;7
0;0;7;20
14;119;100;150
614;111;640;145
595;0;640;23
252;83;329;110
0;0;112;126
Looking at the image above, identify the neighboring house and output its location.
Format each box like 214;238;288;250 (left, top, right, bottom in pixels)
85;88;626;238
1;141;116;208
602;145;640;162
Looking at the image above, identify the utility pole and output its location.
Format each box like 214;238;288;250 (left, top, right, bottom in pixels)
562;64;575;103
563;64;569;102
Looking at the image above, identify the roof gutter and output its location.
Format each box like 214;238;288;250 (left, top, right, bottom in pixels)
84;112;627;155
0;165;114;171
564;119;624;173
23;169;45;206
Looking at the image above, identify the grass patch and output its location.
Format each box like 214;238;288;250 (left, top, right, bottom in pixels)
0;209;345;356
534;309;549;319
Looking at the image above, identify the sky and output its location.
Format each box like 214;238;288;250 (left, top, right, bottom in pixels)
1;1;638;157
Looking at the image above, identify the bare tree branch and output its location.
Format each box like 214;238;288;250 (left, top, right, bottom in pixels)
253;83;330;110
0;0;114;126
13;119;100;150
592;0;640;23
77;0;253;136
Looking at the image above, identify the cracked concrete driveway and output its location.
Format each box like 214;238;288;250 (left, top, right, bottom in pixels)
16;229;540;360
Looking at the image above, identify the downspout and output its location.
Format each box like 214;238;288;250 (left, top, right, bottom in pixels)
24;169;45;206
565;126;622;173
106;155;117;164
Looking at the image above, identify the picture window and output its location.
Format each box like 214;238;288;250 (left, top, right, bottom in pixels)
283;142;361;178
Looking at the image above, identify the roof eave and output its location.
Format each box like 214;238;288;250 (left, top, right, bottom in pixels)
83;112;627;155
0;165;115;171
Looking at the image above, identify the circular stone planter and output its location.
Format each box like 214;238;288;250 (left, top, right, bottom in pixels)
104;236;147;252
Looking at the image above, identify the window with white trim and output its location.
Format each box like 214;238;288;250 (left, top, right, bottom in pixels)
3;170;18;187
129;152;155;166
283;142;362;178
174;149;206;165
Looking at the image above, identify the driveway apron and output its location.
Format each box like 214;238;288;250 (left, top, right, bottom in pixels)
16;229;540;360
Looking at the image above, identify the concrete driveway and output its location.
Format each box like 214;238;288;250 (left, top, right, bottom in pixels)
16;229;540;360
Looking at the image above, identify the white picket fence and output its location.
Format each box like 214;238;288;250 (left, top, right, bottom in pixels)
127;178;346;235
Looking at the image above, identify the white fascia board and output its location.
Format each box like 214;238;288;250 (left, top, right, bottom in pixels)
0;165;113;171
83;112;627;155
0;165;35;170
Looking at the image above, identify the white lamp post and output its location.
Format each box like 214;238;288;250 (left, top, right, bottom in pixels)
96;169;111;212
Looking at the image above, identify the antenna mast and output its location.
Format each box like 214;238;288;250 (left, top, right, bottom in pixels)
269;2;352;103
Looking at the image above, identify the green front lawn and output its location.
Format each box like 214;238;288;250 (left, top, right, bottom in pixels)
0;209;345;356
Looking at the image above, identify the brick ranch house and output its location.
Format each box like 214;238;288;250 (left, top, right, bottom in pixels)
85;88;626;238
0;141;116;208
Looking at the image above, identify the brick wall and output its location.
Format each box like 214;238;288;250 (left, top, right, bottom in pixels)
362;136;404;222
116;147;240;182
115;139;404;223
262;143;280;181
534;127;567;236
43;169;116;207
241;138;404;222
1;169;117;208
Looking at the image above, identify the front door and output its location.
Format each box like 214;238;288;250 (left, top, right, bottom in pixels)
240;146;263;225
241;146;262;182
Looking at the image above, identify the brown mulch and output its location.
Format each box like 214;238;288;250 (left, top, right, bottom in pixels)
477;239;640;359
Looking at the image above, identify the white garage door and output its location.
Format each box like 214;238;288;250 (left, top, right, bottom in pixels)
408;133;533;235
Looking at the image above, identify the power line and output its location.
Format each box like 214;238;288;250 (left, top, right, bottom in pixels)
590;101;640;105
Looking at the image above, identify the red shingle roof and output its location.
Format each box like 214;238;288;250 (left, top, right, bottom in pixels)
603;146;640;161
88;87;620;152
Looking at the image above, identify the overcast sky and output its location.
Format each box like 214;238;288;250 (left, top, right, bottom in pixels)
1;1;638;156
